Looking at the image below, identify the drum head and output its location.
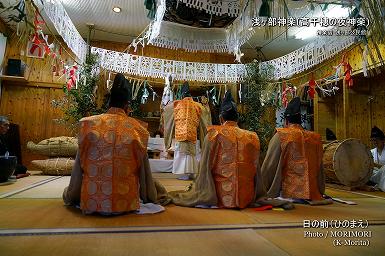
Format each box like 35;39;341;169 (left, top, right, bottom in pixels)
333;138;373;186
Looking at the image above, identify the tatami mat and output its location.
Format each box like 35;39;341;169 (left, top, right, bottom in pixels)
154;178;191;186
1;173;385;255
325;188;371;199
326;184;385;199
1;197;384;230
1;174;384;228
5;175;384;199
256;226;385;256
0;176;55;196
152;173;181;179
6;176;191;198
0;199;257;229
1;224;383;256
5;175;383;200
164;186;189;192
0;229;288;256
344;190;385;199
242;198;385;224
8;177;68;199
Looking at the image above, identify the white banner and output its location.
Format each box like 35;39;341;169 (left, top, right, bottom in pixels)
91;47;246;83
36;0;357;81
37;0;87;62
260;36;355;79
179;0;240;17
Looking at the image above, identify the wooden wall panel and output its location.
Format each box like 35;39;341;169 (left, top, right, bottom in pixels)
347;92;371;145
0;84;70;167
335;92;344;141
4;34;71;86
1;29;237;168
0;26;75;168
293;40;385;148
340;76;381;146
0;19;10;34
316;97;336;140
317;74;385;147
370;73;385;143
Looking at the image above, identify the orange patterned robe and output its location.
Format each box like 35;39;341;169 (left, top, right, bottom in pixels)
173;97;202;143
170;121;263;208
208;121;260;208
79;107;149;214
276;124;323;200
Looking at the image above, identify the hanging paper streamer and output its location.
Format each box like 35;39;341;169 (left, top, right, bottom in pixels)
344;61;353;88
106;72;112;90
308;75;316;99
28;10;56;58
130;80;136;97
92;47;245;83
66;65;78;91
282;81;288;107
36;0;87;62
315;80;339;97
333;59;344;86
209;86;218;105
29;12;45;58
29;34;44;57
238;84;242;103
281;81;296;108
141;81;150;104
161;75;174;109
261;36;355;80
178;0;240;17
133;80;144;100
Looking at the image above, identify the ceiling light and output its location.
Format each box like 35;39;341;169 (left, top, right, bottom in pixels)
112;6;121;13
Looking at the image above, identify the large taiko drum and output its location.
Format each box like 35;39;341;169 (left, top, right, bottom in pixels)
323;138;374;187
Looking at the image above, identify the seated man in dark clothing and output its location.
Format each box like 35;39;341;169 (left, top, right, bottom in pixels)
0;116;29;178
326;128;337;141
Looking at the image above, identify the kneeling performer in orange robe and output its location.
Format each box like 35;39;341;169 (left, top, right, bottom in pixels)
63;73;169;215
261;97;330;205
170;91;265;208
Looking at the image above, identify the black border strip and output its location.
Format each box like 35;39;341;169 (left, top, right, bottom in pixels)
1;221;384;237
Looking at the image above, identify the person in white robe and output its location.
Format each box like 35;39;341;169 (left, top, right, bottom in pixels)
163;82;210;180
369;126;385;191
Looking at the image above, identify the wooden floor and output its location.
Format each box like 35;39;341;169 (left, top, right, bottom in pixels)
0;173;384;256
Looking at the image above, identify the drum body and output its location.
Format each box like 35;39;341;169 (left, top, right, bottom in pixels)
323;138;373;187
